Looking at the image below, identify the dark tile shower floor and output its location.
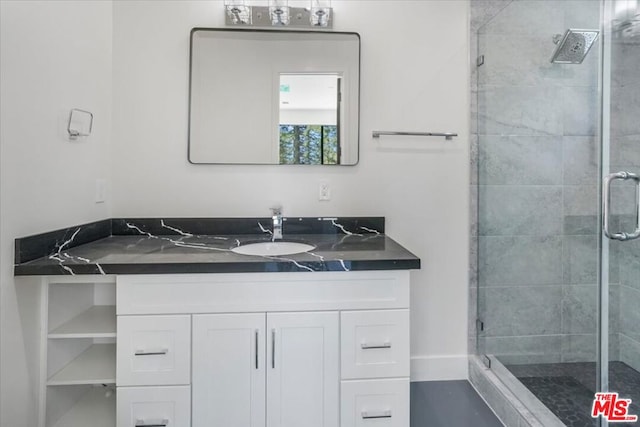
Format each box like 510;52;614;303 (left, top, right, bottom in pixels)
505;361;640;427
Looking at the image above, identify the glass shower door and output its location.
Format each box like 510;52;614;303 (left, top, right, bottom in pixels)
474;0;640;424
601;0;640;424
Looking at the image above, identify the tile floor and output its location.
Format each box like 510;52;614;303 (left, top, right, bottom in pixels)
411;380;504;427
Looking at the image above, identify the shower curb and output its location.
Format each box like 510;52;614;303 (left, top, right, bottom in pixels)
468;355;565;427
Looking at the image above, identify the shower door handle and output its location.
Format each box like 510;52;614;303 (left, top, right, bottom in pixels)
603;171;640;241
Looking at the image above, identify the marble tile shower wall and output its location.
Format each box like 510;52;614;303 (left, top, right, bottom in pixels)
471;0;613;365
611;37;640;372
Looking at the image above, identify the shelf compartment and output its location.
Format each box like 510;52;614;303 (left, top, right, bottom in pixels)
48;344;116;386
51;387;116;427
48;306;116;339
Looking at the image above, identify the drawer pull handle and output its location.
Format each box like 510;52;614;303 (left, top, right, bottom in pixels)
135;419;169;427
271;329;276;369
362;410;392;419
134;349;169;356
361;342;392;350
255;329;259;370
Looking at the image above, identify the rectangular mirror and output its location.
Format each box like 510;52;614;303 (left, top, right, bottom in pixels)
188;28;360;165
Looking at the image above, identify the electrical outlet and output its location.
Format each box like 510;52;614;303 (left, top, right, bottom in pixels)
95;179;106;203
319;182;331;201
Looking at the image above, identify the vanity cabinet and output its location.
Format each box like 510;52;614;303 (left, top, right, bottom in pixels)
115;271;410;427
192;312;339;427
33;270;410;427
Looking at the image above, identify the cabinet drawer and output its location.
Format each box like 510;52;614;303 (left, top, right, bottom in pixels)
341;379;409;427
340;310;409;379
117;386;190;427
117;315;190;386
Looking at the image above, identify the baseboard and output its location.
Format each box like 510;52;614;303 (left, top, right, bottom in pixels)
410;355;469;381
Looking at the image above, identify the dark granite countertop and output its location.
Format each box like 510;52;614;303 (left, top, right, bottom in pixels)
14;217;421;275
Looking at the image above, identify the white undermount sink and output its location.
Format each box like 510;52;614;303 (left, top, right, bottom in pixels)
231;241;316;256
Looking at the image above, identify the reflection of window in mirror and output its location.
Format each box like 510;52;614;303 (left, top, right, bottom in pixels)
277;73;342;165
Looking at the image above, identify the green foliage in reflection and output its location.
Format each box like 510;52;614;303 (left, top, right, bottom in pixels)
279;125;338;165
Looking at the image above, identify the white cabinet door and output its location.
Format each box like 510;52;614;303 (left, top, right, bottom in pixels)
192;313;266;427
266;311;339;427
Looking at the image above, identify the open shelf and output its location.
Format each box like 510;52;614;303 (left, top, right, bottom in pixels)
47;344;116;386
51;387;115;427
48;306;116;339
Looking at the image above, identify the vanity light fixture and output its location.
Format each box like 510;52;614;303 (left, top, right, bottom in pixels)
224;0;252;25
310;0;331;27
224;0;332;28
269;0;290;26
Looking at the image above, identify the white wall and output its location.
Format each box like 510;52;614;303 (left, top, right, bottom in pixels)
112;0;470;380
0;1;113;426
0;4;470;422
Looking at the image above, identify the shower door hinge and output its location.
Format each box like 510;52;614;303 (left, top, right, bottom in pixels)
476;55;485;67
476;318;485;332
482;354;492;369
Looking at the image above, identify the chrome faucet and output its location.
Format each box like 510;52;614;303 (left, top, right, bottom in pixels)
270;206;283;240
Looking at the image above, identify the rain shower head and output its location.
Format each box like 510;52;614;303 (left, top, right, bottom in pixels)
550;29;599;64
